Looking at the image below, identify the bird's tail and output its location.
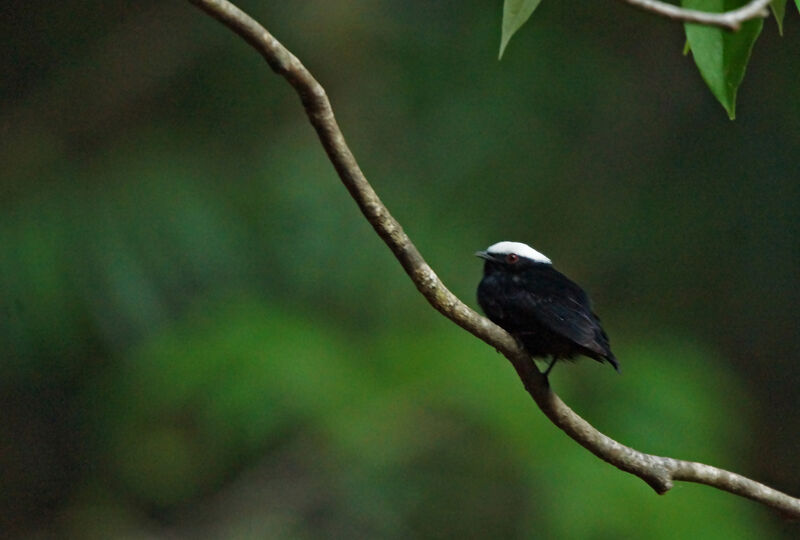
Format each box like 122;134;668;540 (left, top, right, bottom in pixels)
606;353;620;373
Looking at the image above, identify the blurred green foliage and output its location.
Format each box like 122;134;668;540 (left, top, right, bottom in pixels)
682;0;764;119
502;0;788;118
1;1;798;538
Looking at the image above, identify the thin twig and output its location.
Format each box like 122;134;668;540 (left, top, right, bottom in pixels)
187;0;800;519
621;0;772;30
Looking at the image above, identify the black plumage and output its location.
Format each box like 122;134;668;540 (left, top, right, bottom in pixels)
476;242;618;375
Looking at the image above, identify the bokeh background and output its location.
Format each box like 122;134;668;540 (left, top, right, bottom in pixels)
2;1;798;538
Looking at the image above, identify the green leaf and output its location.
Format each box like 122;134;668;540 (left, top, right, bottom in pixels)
499;0;544;59
771;0;787;35
796;0;800;13
682;0;764;120
682;39;691;56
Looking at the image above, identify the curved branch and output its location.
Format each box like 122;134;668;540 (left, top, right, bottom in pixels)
621;0;772;30
188;0;800;519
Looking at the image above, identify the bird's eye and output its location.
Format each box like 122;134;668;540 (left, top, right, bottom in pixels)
505;253;519;264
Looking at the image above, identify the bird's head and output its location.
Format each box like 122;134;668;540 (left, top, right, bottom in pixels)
475;241;552;270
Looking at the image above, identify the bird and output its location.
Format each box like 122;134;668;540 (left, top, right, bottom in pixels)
476;241;618;376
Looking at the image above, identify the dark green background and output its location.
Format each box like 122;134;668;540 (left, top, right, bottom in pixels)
2;1;798;537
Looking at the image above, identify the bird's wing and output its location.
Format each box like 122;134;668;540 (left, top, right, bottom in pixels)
531;296;599;345
522;268;610;357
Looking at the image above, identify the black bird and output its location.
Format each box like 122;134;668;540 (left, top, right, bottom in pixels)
476;241;618;376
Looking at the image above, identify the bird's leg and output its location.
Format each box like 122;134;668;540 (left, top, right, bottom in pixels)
543;357;558;377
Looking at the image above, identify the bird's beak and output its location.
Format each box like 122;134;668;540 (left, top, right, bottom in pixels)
475;250;491;260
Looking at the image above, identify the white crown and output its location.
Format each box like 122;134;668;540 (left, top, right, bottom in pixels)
485;241;551;264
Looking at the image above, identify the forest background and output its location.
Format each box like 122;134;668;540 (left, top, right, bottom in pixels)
2;1;798;537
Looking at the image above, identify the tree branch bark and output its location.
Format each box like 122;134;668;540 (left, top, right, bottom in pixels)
621;0;772;30
187;0;800;520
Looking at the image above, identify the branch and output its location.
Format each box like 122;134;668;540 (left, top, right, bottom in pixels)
620;0;772;30
187;0;800;519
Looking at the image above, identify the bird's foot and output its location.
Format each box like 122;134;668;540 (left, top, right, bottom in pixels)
543;357;558;377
